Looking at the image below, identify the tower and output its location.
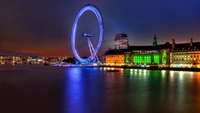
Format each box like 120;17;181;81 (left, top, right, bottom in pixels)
153;34;157;47
114;33;129;49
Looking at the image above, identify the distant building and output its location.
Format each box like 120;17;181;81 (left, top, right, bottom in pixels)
114;33;129;49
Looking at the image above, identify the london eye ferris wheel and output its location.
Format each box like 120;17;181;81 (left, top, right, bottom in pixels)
71;4;104;64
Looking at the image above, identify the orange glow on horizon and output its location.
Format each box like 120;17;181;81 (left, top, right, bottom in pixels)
17;48;71;57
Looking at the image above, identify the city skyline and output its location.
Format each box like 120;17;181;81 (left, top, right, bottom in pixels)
1;0;200;57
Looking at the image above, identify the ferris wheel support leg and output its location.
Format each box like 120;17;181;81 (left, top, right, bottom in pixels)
88;38;100;61
87;37;93;56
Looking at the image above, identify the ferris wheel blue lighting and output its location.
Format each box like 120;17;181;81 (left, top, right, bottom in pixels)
71;4;104;63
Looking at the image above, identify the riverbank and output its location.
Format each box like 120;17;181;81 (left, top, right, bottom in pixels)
98;65;200;72
1;64;200;72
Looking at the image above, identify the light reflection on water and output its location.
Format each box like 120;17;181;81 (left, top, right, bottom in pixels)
1;65;200;113
63;68;200;113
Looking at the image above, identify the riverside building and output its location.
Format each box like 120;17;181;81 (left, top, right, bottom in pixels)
103;34;200;68
170;38;200;68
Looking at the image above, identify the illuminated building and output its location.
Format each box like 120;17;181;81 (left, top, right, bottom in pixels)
27;56;44;64
127;41;171;67
104;34;171;66
104;34;200;68
0;55;61;65
170;38;200;68
103;49;127;66
104;35;171;67
114;33;129;49
128;46;160;65
105;55;125;66
104;34;171;67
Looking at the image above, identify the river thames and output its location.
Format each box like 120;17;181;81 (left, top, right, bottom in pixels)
0;65;200;113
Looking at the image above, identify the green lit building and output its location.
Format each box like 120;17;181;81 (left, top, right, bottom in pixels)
104;34;171;67
125;35;171;67
126;42;171;67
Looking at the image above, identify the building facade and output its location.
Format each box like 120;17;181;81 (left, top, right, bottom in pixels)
103;34;200;68
105;54;125;66
103;49;127;66
170;38;200;68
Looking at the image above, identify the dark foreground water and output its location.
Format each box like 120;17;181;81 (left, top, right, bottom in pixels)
0;65;200;113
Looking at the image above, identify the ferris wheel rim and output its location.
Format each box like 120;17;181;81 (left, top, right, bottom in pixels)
71;4;103;63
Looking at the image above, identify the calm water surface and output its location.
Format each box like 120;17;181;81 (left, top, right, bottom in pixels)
0;65;200;113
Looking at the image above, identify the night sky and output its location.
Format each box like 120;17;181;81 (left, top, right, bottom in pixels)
1;0;200;57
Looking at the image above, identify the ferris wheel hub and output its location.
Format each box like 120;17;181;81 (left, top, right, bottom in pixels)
83;33;93;37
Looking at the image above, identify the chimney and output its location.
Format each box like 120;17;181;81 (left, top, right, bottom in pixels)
172;39;175;49
190;38;193;47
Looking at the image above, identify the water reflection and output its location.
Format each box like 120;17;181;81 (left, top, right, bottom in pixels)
64;68;84;113
63;68;200;113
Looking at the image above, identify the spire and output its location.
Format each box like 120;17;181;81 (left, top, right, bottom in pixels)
153;34;157;47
